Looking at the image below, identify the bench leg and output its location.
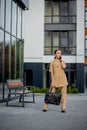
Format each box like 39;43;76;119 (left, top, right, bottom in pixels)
19;94;22;102
33;92;35;103
6;94;10;106
19;93;25;107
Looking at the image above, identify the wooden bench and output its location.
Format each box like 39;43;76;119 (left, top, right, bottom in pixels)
6;79;35;107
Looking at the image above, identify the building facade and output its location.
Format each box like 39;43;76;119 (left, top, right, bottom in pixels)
24;0;85;93
0;0;29;102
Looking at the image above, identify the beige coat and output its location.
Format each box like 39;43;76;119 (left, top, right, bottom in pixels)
49;59;68;87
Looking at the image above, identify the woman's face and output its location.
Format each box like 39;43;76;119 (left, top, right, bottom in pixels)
55;50;62;59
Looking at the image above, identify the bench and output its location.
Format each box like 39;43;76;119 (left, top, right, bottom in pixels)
6;79;35;107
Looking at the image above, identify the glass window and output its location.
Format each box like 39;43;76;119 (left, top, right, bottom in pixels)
86;40;87;49
21;40;24;79
44;32;51;47
60;2;68;15
85;50;87;56
69;1;76;15
86;22;87;28
44;31;76;55
17;7;22;38
12;1;16;36
69;31;76;47
16;39;21;78
0;0;5;28
53;2;59;15
44;48;51;55
53;32;59;46
5;33;10;80
0;29;4;82
6;0;11;32
45;1;52;16
86;12;87;20
11;37;16;79
53;2;59;24
61;32;68;47
22;10;24;39
45;16;51;23
85;35;87;39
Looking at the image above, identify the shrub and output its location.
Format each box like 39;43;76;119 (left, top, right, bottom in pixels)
67;86;72;93
27;86;79;94
71;87;79;94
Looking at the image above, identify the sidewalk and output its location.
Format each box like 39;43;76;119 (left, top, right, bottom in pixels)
0;94;87;130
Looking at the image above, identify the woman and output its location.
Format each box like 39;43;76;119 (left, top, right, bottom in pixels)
43;49;68;113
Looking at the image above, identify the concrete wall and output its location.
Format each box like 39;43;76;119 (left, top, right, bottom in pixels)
24;0;44;63
76;0;84;63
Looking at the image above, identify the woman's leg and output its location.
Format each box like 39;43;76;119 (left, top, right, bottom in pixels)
43;87;56;111
61;86;67;112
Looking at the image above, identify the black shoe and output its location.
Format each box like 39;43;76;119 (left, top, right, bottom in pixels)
61;110;66;113
43;110;47;112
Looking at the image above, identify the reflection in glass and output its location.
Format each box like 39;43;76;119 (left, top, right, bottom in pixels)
0;0;5;28
53;2;59;23
0;29;4;82
44;48;51;55
52;47;59;55
21;40;24;79
11;37;16;79
17;7;21;38
22;10;24;39
69;31;76;47
6;0;11;32
16;39;24;79
44;31;76;55
53;32;59;46
53;16;59;23
45;1;52;16
53;2;59;15
5;33;10;81
86;40;87;49
45;17;51;23
61;32;68;47
60;2;68;15
16;39;21;78
12;1;16;36
69;1;76;15
85;50;87;56
45;32;51;47
45;0;76;24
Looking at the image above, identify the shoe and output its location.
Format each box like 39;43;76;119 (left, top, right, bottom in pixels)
43;110;47;112
61;110;66;113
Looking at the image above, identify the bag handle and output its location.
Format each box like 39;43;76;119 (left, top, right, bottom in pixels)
49;86;56;92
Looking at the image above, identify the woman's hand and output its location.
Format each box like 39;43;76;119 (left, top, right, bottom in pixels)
50;82;55;88
61;60;66;69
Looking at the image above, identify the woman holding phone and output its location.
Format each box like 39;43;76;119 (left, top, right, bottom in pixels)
43;49;68;113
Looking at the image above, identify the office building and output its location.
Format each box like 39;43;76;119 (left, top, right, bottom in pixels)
24;0;86;93
0;0;29;102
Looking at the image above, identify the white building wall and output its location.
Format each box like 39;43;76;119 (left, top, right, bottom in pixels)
76;0;84;63
24;0;44;63
24;0;84;64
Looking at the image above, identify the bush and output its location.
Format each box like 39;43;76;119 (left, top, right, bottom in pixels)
30;87;49;93
27;86;79;94
67;86;78;94
71;87;79;94
67;86;72;93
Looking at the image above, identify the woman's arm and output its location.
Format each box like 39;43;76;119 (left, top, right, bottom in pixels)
61;60;66;69
49;62;55;88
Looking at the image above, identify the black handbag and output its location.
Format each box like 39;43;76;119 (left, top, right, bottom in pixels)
44;89;61;105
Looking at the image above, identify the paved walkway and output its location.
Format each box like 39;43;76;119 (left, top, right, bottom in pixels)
0;94;87;130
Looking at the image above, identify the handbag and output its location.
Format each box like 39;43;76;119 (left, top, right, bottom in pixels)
44;88;61;105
